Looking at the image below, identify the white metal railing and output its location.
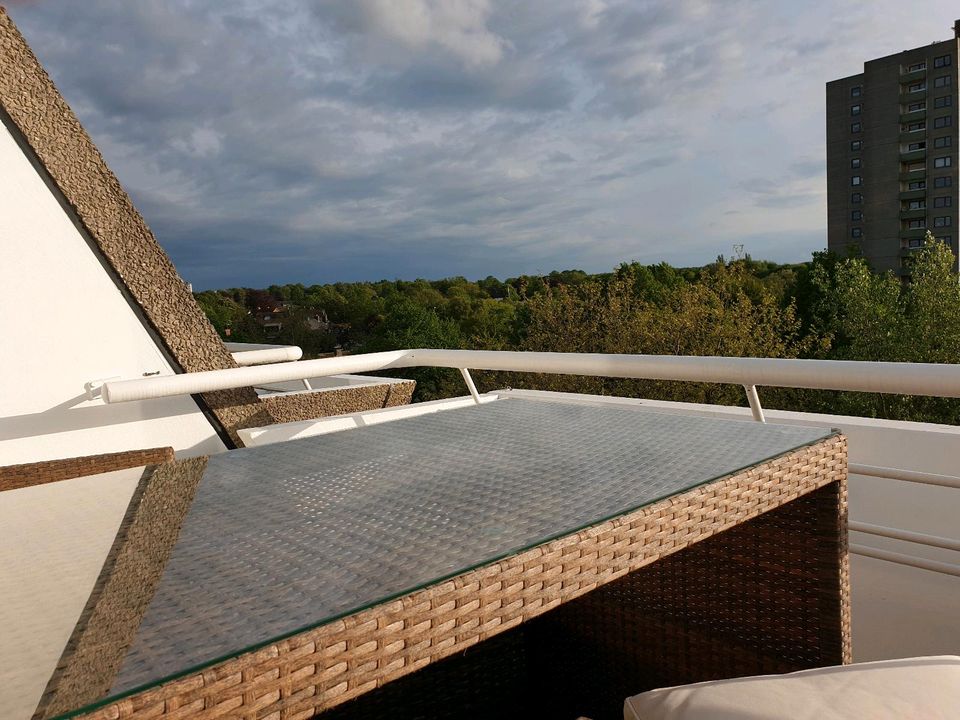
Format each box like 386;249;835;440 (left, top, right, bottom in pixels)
224;342;303;366
91;349;960;578
850;462;960;489
850;521;960;553
97;350;960;404
850;545;960;578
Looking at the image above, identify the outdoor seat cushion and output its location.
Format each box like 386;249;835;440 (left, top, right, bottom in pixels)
624;656;960;720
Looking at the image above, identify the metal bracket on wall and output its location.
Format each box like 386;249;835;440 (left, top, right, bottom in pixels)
84;376;121;401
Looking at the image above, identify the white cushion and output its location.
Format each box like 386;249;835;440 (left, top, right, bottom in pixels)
624;656;960;720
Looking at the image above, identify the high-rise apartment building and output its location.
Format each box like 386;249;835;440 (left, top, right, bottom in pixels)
827;22;960;274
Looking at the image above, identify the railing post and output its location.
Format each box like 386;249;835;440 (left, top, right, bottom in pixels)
743;384;765;422
460;368;482;405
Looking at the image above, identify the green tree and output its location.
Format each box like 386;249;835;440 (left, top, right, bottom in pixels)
798;233;960;421
491;260;813;405
193;244;960;424
363;296;464;401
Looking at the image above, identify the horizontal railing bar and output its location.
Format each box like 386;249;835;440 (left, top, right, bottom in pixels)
849;521;960;552
100;349;960;404
102;351;412;403
850;544;960;578
849;463;960;489
230;346;303;367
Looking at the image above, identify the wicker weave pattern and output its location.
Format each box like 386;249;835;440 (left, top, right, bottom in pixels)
323;479;849;719
69;435;846;720
0;448;174;492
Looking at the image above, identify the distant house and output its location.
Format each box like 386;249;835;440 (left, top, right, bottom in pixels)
250;299;288;336
257;312;284;336
307;309;330;332
253;306;331;337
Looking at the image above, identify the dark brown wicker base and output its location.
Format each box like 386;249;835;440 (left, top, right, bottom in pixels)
320;481;848;720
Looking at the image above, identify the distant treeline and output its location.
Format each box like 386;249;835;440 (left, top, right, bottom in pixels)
195;236;960;424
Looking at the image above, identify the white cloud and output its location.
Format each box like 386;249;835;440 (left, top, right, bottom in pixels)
172;127;223;158
340;0;507;68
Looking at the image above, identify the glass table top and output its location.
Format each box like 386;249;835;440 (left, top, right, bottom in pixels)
0;398;835;719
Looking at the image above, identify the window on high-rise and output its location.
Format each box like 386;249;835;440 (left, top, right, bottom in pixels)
934;216;951;227
934;156;952;168
935;75;951;88
908;180;927;190
906;121;926;131
935;136;951;148
907;142;926;150
934;95;952;108
851;210;863;221
851;122;862;132
851;176;863;186
851;85;862;97
851;228;863;237
907;199;926;210
934;115;951;128
934;54;951;68
908;81;926;92
851;140;862;150
907;101;926;111
907;62;927;71
935;176;952;188
851;104;862;115
851;158;861;169
907;219;925;229
851;192;863;203
934;196;952;208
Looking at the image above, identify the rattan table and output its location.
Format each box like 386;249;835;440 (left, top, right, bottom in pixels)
0;398;849;720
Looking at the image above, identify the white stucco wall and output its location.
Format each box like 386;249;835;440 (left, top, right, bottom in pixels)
0;467;142;720
0;121;225;464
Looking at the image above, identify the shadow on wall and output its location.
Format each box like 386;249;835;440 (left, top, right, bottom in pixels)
0;393;211;442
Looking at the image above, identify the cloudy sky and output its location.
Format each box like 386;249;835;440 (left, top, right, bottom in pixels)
7;1;960;288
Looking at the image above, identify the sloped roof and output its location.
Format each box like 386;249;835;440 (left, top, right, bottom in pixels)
0;8;370;446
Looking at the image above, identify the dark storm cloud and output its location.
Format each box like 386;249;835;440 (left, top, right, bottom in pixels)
9;0;952;288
